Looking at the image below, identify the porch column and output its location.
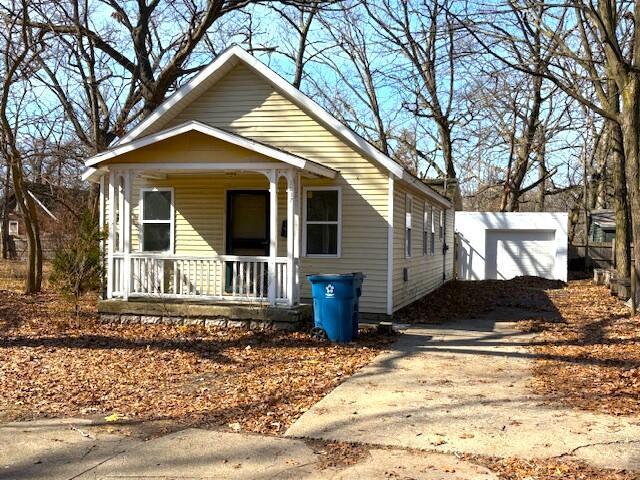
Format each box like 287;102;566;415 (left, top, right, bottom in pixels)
122;171;132;300
286;170;297;306
106;170;116;299
268;169;278;305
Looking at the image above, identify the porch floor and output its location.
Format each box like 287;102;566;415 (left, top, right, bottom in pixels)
98;298;312;330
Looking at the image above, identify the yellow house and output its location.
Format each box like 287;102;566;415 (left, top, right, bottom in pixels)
83;46;454;328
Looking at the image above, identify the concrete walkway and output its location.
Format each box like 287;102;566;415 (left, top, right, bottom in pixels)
0;418;496;479
286;312;640;471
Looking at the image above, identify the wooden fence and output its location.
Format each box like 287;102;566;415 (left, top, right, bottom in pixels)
569;240;634;270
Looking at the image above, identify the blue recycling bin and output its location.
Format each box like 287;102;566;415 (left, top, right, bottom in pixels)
308;273;362;343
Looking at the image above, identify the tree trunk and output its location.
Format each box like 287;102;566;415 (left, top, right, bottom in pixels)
10;160;42;293
437;118;456;181
610;120;631;278
536;144;547;212
1;170;11;259
619;77;640;305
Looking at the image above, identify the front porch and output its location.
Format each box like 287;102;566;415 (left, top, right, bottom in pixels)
91;123;338;317
101;166;310;311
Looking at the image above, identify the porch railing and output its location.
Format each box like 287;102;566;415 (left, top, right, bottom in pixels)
110;253;289;304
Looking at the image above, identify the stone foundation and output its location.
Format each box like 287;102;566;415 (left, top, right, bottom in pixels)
98;299;311;331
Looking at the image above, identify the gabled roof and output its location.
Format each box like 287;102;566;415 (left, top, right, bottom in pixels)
83;121;337;180
110;45;451;208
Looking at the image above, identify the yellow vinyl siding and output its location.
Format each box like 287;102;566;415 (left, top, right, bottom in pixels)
150;63;389;314
130;173;274;255
393;180;455;312
101;131;276;166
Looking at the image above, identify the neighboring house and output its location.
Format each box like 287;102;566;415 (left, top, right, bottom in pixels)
0;182;80;260
83;46;455;327
589;209;616;244
456;212;568;282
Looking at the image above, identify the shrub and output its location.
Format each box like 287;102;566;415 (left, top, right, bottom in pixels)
50;211;103;316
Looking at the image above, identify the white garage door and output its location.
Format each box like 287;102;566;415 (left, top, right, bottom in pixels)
485;230;556;280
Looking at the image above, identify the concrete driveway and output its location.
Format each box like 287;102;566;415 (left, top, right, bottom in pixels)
0;418;496;479
285;310;640;471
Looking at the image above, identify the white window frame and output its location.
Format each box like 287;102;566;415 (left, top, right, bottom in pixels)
423;202;428;256
139;187;175;253
8;220;18;236
430;205;436;256
439;209;444;239
302;186;342;258
405;193;413;258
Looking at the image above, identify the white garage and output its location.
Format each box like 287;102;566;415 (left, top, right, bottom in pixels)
456;212;568;282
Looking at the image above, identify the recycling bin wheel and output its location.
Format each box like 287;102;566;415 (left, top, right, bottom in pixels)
310;327;328;341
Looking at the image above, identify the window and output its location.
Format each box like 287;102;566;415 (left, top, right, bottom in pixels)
8;220;18;236
423;202;429;256
304;188;340;256
430;206;435;255
140;188;173;252
405;194;412;257
439;209;444;239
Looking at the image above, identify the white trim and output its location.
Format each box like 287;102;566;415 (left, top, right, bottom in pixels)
138;187;175;254
107;171;116;298
302;186;342;258
268;170;278;305
7;220;18;236
286;170;296;306
386;176;394;316
84;120;336;179
104;45;450;208
422;201;428;256
405;193;413;258
122;172;132;300
430;205;436;256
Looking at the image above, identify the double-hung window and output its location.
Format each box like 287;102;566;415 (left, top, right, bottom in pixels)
304;187;341;256
8;220;18;236
422;202;429;256
405;194;412;257
430;206;436;256
439;209;444;240
140;188;174;252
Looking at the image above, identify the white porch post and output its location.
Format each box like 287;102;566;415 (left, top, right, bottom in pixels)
107;170;116;299
286;170;297;306
268;169;278;305
122;171;132;300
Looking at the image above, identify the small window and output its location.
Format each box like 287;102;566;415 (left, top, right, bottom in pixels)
430;206;435;256
405;194;412;257
423;202;428;256
439;209;444;239
304;188;340;256
140;189;173;252
8;220;18;236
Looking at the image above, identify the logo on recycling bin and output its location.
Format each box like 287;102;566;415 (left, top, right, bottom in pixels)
325;284;335;297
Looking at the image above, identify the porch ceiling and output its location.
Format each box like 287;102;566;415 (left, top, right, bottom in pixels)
82;120;337;182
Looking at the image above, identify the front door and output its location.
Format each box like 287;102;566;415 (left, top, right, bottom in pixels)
226;190;270;255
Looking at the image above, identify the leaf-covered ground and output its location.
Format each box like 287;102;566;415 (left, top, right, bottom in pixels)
395;276;566;324
464;454;637;480
0;289;391;434
523;279;640;416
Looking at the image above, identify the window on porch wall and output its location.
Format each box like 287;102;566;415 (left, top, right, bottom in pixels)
140;189;173;252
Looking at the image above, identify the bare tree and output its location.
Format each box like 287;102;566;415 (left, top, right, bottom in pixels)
0;0;44;293
362;0;463;185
